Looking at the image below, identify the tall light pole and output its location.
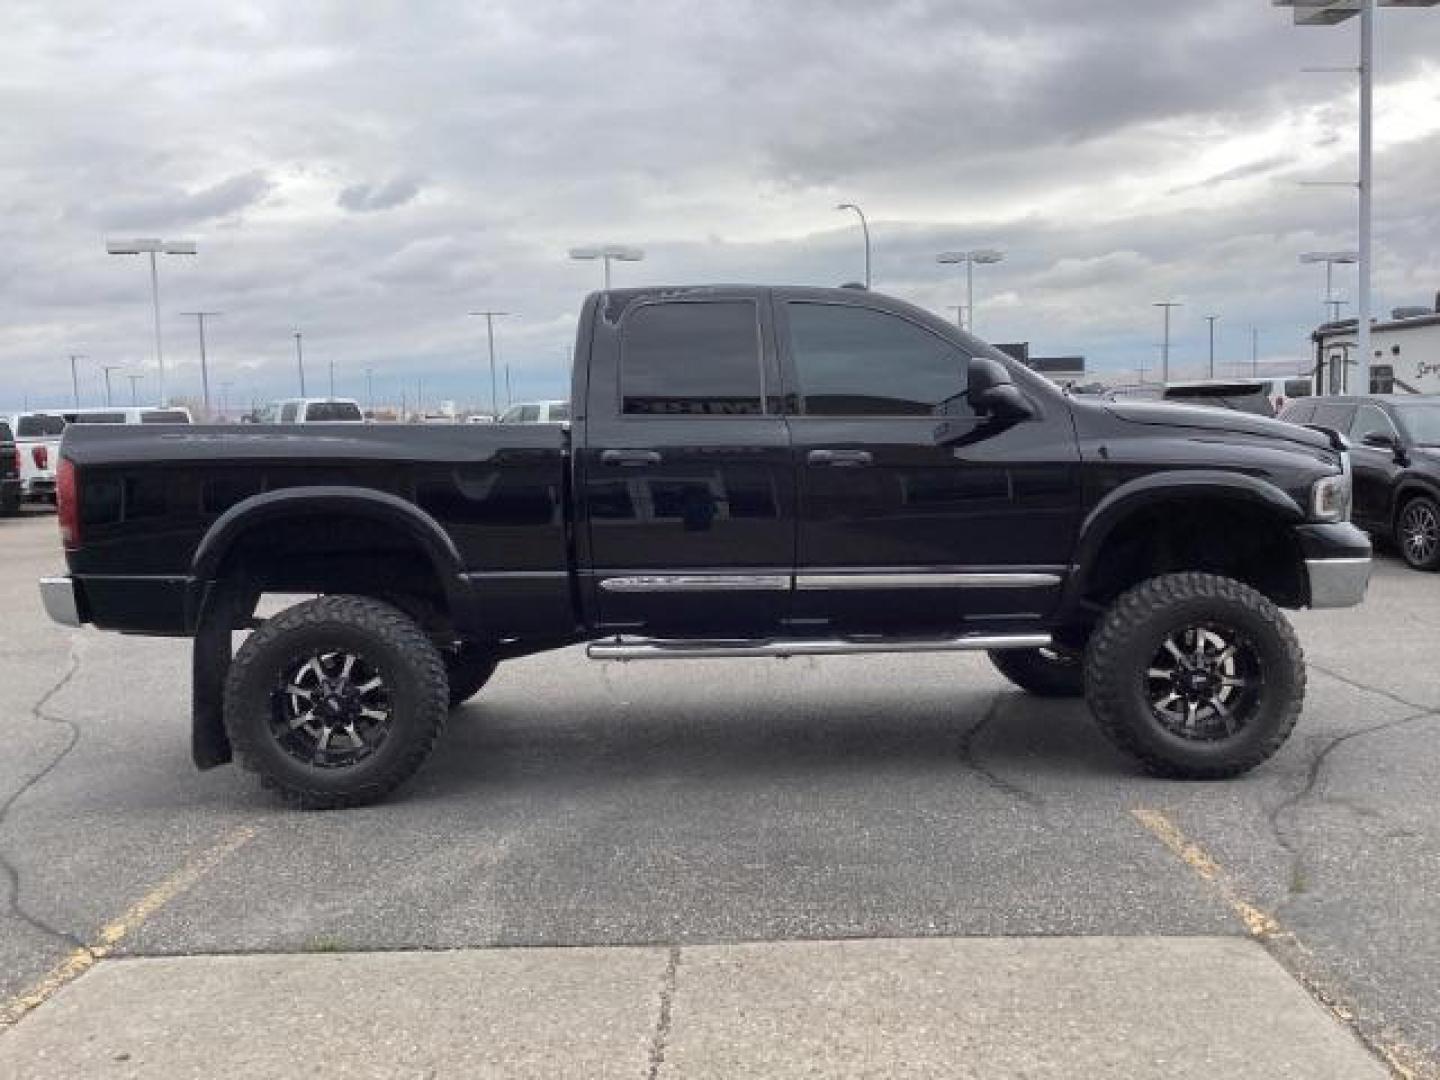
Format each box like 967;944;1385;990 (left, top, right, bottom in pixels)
469;311;513;419
1153;302;1182;385
937;250;1005;334
126;374;145;405
1205;315;1220;378
1299;251;1359;325
180;311;220;419
1276;0;1440;394
100;364;123;407
105;238;196;406
835;203;871;288
365;367;375;418
328;359;336;398
505;363;513;406
67;353;87;408
569;245;644;290
293;331;307;396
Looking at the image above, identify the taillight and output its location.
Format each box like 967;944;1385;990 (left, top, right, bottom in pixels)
32;445;48;470
57;458;79;549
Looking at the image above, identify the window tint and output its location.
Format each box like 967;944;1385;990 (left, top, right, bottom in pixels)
303;401;362;422
1350;405;1395;443
140;409;191;424
518;405;540;423
1280;401;1316;424
550;403;570;421
18;414;66;437
1284;379;1313;399
1311;402;1356;431
69;412;126;424
280;402;299;422
621;301;763;416
787;303;970;417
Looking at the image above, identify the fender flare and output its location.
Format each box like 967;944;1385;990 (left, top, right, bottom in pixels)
192;486;474;622
1065;470;1305;607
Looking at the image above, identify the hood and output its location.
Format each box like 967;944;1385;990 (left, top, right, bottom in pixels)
1102;401;1334;451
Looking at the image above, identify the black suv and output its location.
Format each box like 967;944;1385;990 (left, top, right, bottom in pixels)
1280;395;1440;570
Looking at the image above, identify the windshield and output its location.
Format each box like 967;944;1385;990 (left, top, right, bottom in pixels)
1392;403;1440;446
17;414;65;437
1162;385;1274;417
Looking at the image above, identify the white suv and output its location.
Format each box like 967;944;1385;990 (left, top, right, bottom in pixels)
260;398;365;423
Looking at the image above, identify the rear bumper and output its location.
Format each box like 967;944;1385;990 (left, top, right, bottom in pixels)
1294;522;1372;609
39;576;81;627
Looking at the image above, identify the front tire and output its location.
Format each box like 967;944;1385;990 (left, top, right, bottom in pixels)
1396;495;1440;571
1084;573;1304;779
223;595;450;809
989;647;1084;698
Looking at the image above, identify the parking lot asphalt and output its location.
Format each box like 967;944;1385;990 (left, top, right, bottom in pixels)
2;506;1438;1075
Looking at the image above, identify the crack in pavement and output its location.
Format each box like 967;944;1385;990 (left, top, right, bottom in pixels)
645;945;680;1080
0;646;86;954
955;694;1044;809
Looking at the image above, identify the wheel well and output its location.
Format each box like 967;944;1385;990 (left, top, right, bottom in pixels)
213;512;455;638
1082;499;1306;612
1393;485;1438;529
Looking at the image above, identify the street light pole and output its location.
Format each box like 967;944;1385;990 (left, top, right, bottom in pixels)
293;331;306;396
101;365;123;407
328;359;336;398
1153;302;1182;385
569;245;645;290
1300;252;1359;328
469;311;513;419
180;311;220;419
105;238;196;406
1205;315;1220;379
68;353;87;408
365;368;374;418
835;203;871;288
937;250;1005;334
505;363;513;406
126;374;144;405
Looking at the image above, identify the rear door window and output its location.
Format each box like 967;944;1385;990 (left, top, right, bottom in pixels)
17;414;65;437
140;410;191;424
69;412;127;424
1284;379;1313;399
303;401;363;422
1350;405;1397;444
1311;402;1357;431
280;402;299;422
620;300;764;416
1280;401;1316;424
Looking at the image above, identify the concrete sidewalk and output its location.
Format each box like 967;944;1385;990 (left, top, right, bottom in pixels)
0;936;1386;1079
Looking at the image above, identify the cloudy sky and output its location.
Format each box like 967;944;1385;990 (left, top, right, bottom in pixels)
2;0;1438;413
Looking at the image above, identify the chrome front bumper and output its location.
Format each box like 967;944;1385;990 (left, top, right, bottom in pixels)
1305;557;1371;609
39;576;81;627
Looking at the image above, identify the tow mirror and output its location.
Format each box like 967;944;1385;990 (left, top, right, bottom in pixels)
966;356;1034;421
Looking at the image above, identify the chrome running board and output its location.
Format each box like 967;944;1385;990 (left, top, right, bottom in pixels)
586;632;1051;661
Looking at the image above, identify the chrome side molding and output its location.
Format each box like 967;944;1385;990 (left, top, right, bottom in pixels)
587;632;1051;661
795;572;1060;591
600;575;790;593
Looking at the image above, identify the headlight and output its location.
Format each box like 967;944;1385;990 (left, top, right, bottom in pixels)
1310;471;1351;522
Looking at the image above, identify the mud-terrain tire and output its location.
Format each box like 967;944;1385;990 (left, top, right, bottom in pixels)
1084;573;1304;779
446;643;499;708
988;647;1084;698
223;595;449;809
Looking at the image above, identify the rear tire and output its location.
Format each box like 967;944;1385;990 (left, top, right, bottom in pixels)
446;643;499;708
1396;495;1440;571
988;647;1084;698
1084;573;1304;779
223;595;450;809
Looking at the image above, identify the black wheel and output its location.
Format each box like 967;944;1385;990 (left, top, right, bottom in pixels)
445;643;499;708
989;647;1084;698
223;595;450;808
1084;573;1304;779
1396;495;1440;571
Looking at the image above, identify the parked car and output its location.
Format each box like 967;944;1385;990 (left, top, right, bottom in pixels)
498;400;569;423
259;398;365;423
1280;394;1440;570
40;285;1369;808
1162;380;1277;417
6;411;65;502
0;420;20;515
60;406;192;425
1258;377;1314;415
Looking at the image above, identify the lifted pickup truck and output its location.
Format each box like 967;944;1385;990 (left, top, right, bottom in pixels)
40;286;1371;807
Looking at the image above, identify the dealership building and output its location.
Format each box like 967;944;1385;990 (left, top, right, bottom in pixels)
1313;294;1440;395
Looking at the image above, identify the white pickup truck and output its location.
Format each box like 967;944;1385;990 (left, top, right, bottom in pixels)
6;412;64;503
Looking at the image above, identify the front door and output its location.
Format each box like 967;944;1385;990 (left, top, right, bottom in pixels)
775;292;1081;635
1346;402;1404;530
579;290;794;636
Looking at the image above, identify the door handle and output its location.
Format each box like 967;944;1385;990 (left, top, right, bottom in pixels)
601;449;662;467
808;449;873;468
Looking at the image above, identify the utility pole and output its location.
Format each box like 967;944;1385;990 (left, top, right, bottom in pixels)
293;331;306;396
126;374;144;405
328;359;336;398
469;311;513;419
180;311;220;419
365;367;375;418
1153;302;1182;385
68;354;87;408
504;363;512;406
100;364;123;407
1205;315;1220;379
105;238;197;406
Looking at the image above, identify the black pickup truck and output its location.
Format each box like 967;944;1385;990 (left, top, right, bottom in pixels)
40;286;1371;807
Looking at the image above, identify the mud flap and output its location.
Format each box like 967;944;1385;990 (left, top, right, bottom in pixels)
191;583;242;769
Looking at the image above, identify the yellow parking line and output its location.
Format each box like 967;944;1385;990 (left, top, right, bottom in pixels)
1132;806;1432;1080
0;824;257;1029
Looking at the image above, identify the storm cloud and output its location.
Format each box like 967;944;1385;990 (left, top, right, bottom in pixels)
1;0;1438;409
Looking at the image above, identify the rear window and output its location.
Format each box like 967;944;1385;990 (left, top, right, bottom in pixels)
621;300;764;416
1163;384;1274;417
304;401;363;422
1280;401;1317;424
0;421;13;442
17;414;65;437
550;403;570;421
69;412;127;424
140;410;191;424
1311;402;1357;430
1284;379;1313;399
